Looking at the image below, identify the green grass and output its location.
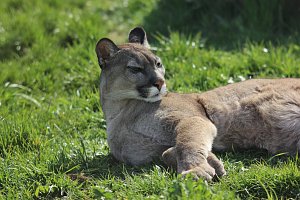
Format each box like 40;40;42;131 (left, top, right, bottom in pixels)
1;0;300;199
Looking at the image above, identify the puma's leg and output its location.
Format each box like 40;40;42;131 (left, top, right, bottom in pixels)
175;116;218;181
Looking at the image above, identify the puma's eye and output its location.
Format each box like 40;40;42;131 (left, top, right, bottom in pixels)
127;66;143;74
156;60;162;68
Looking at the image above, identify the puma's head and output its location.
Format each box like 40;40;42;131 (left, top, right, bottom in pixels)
95;27;167;103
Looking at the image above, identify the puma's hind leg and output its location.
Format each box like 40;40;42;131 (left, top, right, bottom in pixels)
162;147;226;179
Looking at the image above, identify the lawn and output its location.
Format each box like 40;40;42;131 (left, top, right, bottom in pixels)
0;0;300;199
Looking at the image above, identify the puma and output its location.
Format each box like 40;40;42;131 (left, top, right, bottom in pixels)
95;27;300;181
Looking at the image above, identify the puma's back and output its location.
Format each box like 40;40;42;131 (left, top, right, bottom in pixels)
198;78;300;154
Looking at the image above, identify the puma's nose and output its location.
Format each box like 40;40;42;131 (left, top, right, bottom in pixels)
153;79;164;91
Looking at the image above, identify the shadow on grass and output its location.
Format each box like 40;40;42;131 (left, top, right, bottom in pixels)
143;0;300;49
60;154;168;181
216;149;269;166
216;148;300;168
63;149;297;182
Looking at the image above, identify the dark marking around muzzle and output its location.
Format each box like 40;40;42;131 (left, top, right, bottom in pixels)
137;86;149;98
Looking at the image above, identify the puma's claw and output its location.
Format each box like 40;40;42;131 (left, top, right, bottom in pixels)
207;152;227;178
180;163;216;182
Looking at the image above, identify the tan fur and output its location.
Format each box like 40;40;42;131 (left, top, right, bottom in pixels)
95;27;300;181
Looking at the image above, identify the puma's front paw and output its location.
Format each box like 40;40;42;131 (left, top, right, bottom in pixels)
181;162;216;181
162;147;226;181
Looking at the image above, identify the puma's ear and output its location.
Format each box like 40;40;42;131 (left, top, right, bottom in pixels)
128;27;150;48
95;38;119;68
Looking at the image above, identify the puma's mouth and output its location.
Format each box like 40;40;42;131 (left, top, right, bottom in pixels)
106;85;167;102
138;84;167;102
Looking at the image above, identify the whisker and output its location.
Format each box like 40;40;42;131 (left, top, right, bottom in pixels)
105;90;139;100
